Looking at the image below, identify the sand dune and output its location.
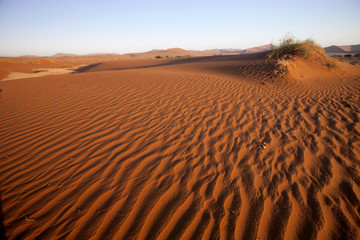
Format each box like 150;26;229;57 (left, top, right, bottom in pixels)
1;53;360;239
2;68;80;81
324;44;360;54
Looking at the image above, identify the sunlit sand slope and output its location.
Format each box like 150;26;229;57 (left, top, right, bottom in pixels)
1;53;360;239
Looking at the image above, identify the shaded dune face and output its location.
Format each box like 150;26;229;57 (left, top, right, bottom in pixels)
1;53;360;239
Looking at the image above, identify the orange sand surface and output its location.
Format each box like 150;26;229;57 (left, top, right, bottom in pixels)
2;68;79;81
1;53;360;239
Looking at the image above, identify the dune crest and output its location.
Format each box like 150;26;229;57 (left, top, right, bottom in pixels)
1;53;360;239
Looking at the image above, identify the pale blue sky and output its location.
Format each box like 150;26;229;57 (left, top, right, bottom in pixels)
0;0;359;56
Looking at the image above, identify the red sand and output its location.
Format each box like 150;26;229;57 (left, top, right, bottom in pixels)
1;53;360;239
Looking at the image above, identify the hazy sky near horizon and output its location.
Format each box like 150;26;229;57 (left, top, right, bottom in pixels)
0;0;359;56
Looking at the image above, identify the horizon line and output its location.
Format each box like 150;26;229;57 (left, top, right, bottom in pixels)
1;42;360;58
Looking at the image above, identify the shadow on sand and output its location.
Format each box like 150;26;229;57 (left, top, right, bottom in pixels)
0;190;7;239
71;52;272;74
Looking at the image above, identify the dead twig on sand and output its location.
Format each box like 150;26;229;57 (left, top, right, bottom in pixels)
25;216;36;221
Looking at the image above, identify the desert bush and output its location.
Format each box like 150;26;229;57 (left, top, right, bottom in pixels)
344;54;352;58
268;36;323;59
273;59;290;77
325;59;337;69
355;53;360;58
155;55;163;59
269;36;339;77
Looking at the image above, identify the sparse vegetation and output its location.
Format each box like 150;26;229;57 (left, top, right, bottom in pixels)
268;36;323;60
32;58;58;64
332;54;360;65
273;59;290;77
0;59;17;63
269;35;339;77
154;55;192;59
175;55;191;59
33;69;47;73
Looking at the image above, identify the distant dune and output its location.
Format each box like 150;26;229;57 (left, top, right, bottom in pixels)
4;43;360;60
1;51;360;239
120;46;272;58
129;48;245;58
18;55;42;58
243;44;273;53
5;44;273;59
51;53;79;58
0;47;275;80
139;48;200;57
324;44;360;54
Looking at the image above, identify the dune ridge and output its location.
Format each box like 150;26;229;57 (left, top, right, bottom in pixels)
1;53;360;239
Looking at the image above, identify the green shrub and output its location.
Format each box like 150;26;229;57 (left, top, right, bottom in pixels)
155;55;163;59
344;54;352;58
268;36;323;59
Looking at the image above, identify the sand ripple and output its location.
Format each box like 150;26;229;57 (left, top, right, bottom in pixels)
1;54;360;239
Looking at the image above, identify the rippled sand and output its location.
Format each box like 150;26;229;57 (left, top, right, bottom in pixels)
1;53;360;239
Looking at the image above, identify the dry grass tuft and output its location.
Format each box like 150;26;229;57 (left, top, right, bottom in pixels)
268;36;324;60
273;59;290;77
269;36;339;77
